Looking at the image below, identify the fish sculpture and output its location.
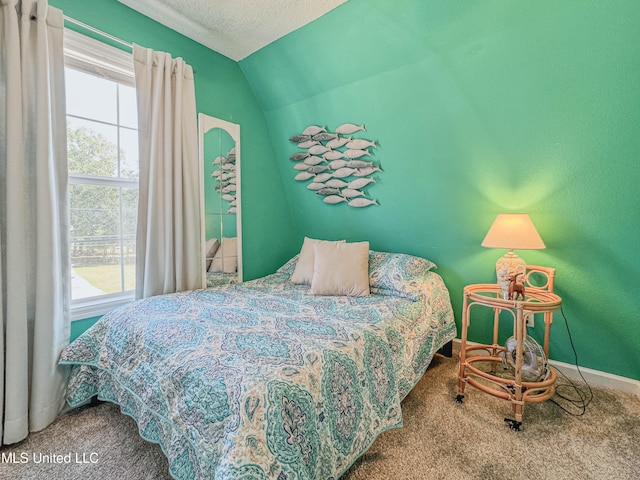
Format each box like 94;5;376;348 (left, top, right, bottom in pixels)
307;182;326;191
222;185;236;193
325;179;348;188
293;163;310;171
313;172;333;183
222;172;236;180
298;140;319;149
211;170;222;177
348;177;376;189
323;150;346;160
304;155;326;166
346;160;371;169
295;171;315;181
212;155;226;165
312;132;338;142
353;166;381;177
289;134;311;143
340;188;365;198
308;145;331;155
290;152;310;161
302;125;326;136
332;167;357;178
344;149;370;159
307;165;328;174
222;163;235;171
222;194;235;202
346;139;377;150
326;137;351;149
228;207;237;214
316;187;340;196
335;123;366;135
323;195;347;204
348;198;378;207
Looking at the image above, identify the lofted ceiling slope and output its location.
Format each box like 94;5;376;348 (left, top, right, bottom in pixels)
117;0;348;61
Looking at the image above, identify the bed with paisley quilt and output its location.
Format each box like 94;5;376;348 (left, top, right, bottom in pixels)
59;251;456;480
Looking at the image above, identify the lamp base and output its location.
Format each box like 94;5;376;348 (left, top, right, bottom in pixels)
495;251;526;300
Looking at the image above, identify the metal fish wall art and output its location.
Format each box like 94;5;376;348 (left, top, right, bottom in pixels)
210;146;238;215
288;122;381;207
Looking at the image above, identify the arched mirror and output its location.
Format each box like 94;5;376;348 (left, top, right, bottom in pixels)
199;113;242;286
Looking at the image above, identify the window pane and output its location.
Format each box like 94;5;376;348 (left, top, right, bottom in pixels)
67;117;118;177
122;185;138;292
70;184;136;299
119;127;139;179
65;67;117;123
118;84;138;129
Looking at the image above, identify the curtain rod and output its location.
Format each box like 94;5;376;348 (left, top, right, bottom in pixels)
63;15;133;51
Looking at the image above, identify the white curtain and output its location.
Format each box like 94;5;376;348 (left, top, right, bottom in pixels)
133;45;201;299
0;0;70;445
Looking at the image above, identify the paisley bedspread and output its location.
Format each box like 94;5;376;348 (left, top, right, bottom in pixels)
59;252;456;480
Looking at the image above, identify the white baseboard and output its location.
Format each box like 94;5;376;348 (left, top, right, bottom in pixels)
452;339;640;399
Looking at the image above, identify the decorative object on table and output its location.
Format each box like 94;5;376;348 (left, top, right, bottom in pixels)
288;123;381;207
507;272;525;300
210;146;237;214
481;213;545;299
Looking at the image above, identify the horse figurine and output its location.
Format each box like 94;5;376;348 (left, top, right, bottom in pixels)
508;273;525;300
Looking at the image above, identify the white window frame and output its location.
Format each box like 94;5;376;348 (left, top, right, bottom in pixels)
64;29;138;320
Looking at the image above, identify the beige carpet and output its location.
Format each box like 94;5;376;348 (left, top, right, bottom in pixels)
2;355;639;480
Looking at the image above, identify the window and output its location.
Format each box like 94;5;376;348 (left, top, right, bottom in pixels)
64;30;138;319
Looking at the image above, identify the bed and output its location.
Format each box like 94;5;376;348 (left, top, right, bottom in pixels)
59;250;456;479
206;271;238;288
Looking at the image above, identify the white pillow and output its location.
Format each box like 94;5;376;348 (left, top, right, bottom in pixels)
290;237;345;285
310;241;370;297
209;237;237;274
205;238;220;271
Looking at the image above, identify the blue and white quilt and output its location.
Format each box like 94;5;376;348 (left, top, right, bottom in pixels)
59;252;456;479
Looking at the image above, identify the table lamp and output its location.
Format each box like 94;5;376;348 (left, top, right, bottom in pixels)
481;213;545;299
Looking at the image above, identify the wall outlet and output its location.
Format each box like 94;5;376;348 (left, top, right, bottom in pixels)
526;315;535;328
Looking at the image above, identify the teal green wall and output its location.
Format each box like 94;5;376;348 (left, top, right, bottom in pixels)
70;316;101;342
240;0;640;380
52;0;297;283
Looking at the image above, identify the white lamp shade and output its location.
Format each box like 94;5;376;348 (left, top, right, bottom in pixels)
481;213;545;250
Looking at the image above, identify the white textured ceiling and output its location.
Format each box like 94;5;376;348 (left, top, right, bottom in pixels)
117;0;348;61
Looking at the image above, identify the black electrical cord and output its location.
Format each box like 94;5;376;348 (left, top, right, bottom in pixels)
548;305;593;416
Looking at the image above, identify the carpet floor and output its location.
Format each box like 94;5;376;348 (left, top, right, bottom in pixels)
2;354;639;479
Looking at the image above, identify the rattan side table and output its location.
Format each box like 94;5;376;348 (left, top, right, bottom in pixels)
455;283;562;430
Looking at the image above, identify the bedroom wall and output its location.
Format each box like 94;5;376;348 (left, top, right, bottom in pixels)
50;0;297;314
239;0;640;380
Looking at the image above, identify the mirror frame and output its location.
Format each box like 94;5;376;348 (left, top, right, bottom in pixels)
198;113;242;285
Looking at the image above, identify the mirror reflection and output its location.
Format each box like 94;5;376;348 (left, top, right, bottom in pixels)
199;114;242;286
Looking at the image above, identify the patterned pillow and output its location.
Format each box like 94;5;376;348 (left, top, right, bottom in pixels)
368;250;437;301
276;254;299;276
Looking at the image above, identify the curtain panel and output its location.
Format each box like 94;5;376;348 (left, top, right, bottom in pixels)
0;0;70;445
133;45;201;299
